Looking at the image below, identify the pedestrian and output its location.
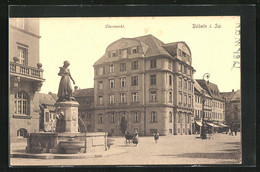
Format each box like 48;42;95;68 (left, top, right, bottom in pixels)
133;131;139;146
234;128;237;136
154;132;159;143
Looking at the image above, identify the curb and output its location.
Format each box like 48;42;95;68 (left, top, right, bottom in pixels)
11;149;127;159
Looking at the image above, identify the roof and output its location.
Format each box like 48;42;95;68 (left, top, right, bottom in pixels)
196;79;224;101
73;88;94;98
194;80;211;98
48;92;58;101
94;34;190;66
221;89;240;102
39;93;56;106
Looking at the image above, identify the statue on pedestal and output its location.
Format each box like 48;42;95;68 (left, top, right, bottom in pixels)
57;60;76;102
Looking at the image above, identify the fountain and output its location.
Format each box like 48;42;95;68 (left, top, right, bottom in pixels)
26;61;108;154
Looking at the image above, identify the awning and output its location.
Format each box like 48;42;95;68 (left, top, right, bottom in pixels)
217;123;229;127
196;121;203;126
207;123;219;128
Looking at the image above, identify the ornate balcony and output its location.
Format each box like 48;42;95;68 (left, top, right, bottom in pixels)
10;62;45;82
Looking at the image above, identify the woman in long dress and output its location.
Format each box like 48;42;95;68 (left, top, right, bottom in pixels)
57;60;75;101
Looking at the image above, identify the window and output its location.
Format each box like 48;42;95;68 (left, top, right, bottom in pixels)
110;113;115;123
98;114;103;123
133;112;139;123
151;111;157;122
111;50;118;57
179;77;182;88
109;79;115;88
120;77;126;87
150;59;157;68
150;74;156;85
169;129;172;133
234;105;238;111
178;49;182;57
131;61;138;70
131;92;138;102
169;91;173;102
168;60;172;70
169;75;172;85
184;95;187;105
178;113;181;123
109;64;115;73
169;112;172;123
178;63;182;71
120;93;126;103
109;94;115;104
98;81;103;90
15;92;28;115
17;45;28;65
184;66;187;74
184;80;187;89
132;47;138;54
97;96;103;105
195;95;197;103
98;67;105;75
120;63;126;71
17;128;27;138
188;96;191;106
45;111;50;122
188;81;191;91
131;76;138;86
179;93;182;104
150;91;157;101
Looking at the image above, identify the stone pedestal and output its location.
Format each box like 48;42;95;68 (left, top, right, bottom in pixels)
55;101;79;133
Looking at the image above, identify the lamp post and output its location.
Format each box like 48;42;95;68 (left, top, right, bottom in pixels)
200;73;210;139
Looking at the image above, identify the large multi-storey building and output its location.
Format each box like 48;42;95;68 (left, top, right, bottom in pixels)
9;18;44;142
93;34;195;136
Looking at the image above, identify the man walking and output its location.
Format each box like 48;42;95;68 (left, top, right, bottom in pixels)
154;132;159;143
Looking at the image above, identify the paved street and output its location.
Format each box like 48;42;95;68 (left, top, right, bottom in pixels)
10;133;241;166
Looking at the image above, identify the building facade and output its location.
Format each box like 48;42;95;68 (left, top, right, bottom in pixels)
9;18;44;142
221;89;241;130
196;80;225;123
73;88;95;132
93;34;195;136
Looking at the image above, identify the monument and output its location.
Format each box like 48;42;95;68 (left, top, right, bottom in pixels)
25;60;108;154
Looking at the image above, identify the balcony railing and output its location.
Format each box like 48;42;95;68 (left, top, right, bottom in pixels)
10;62;44;80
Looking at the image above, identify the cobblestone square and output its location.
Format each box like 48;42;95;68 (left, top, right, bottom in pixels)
10;133;241;166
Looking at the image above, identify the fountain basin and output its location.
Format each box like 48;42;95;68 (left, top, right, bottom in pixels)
59;140;85;154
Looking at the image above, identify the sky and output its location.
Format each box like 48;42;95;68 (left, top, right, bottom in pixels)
39;16;240;94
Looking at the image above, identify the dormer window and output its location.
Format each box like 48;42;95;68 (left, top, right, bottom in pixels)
132;47;138;54
111;50;118;57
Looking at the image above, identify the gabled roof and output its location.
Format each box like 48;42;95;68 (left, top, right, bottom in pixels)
196;79;224;101
39;93;56;106
194;80;211;98
73;88;94;98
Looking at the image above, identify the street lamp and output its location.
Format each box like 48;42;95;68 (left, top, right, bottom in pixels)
200;73;210;139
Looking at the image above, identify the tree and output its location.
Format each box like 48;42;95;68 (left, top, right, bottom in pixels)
120;116;127;135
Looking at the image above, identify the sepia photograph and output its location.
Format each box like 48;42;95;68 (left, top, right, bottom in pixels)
9;15;242;166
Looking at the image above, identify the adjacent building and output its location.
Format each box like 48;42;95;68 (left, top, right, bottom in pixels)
196;80;226;124
39;92;58;132
93;34;195;136
9;18;44;141
73;88;95;132
221;89;241;130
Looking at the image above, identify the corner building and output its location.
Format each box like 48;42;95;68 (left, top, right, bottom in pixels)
93;35;195;136
9;18;44;142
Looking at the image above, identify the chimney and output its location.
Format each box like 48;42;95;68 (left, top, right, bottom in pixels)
48;92;52;94
232;89;234;92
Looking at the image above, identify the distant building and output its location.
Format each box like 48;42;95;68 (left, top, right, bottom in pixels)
221;89;241;130
39;92;58;132
93;34;195;136
73;88;95;132
9;18;45;142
